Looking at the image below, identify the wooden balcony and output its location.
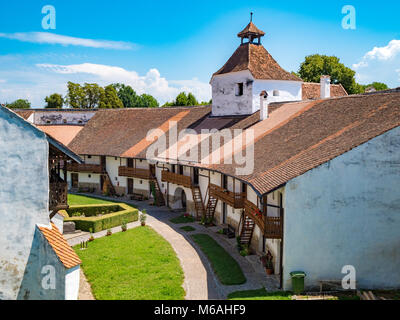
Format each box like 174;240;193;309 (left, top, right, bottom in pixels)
68;163;103;174
243;199;282;239
161;171;192;188
209;183;245;209
118;166;152;180
49;181;68;211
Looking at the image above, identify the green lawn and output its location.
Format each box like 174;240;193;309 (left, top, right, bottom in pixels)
191;234;246;285
68;194;113;206
228;288;292;300
180;226;196;232
170;214;195;224
75;226;185;300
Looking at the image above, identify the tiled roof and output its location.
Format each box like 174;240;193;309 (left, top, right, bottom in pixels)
237;22;265;37
68;106;212;158
213;43;302;81
37;125;83;146
302;82;348;100
209;90;400;195
14;110;34;120
38;223;81;269
43;90;400;196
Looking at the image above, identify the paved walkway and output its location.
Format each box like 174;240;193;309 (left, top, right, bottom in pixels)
67;193;279;300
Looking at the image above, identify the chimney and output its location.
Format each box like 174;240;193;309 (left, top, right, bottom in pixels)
320;75;331;99
260;91;269;121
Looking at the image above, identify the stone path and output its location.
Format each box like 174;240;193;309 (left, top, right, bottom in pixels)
67;193;279;300
78;268;95;300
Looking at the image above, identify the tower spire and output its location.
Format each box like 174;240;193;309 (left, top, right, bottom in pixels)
250;12;253;22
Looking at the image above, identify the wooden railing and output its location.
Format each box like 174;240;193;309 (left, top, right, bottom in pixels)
161;171;192;188
118;166;152;180
67;163;103;174
244;199;264;232
49;181;68;211
209;183;245;209
243;199;283;239
265;216;283;239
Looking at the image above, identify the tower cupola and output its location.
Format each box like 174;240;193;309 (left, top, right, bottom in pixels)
237;13;265;45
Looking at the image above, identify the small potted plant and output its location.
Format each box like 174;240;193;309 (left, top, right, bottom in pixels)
260;251;274;275
140;210;147;226
106;228;112;236
88;228;95;242
121;220;127;232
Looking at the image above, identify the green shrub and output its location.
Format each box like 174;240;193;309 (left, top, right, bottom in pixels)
67;204;121;217
65;203;138;233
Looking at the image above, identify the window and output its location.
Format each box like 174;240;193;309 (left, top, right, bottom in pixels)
88;174;91;178
273;90;280;97
236;83;244;96
87;155;92;159
63;119;67;124
127;159;134;168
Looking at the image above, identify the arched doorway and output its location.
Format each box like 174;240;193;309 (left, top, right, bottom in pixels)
172;187;187;211
181;190;187;210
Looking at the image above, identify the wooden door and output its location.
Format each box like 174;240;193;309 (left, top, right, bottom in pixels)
222;203;227;224
71;173;79;188
193;168;199;186
127;178;133;194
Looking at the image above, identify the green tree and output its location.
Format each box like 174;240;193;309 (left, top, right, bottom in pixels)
138;94;159;108
175;92;188;106
363;82;389;92
187;93;198;106
83;83;103;108
298;54;363;94
112;83;139;108
99;85;124;109
6;99;31;109
66;82;85;108
45;93;64;108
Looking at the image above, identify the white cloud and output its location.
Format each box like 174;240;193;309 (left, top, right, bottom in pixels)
353;39;400;87
0;62;211;107
0;79;6;83
0;32;134;50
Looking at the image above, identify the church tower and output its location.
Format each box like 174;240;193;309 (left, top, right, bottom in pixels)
210;15;303;116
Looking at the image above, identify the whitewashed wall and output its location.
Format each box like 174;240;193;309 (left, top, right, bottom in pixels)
283;126;400;290
0;107;50;300
211;70;254;116
65;266;80;300
252;80;302;109
33;111;95;125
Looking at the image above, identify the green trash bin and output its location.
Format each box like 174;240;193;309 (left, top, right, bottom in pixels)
290;271;306;294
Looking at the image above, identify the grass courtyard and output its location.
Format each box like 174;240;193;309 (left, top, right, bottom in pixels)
191;234;246;285
68;194;113;206
75;226;185;300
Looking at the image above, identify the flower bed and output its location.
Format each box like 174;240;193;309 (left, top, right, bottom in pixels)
64;203;138;232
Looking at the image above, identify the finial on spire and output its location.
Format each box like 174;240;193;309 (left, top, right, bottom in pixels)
250;12;253;22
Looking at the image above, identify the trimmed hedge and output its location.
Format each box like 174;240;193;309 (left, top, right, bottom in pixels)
67;204;121;217
65;203;139;233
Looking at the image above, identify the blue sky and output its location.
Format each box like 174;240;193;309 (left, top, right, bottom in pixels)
0;0;399;107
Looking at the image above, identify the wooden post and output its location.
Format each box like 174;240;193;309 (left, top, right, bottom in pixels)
64;159;67;182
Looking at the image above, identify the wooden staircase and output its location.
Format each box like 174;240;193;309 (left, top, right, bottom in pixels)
150;176;165;206
191;186;205;220
204;192;217;222
102;171;116;196
240;214;256;245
